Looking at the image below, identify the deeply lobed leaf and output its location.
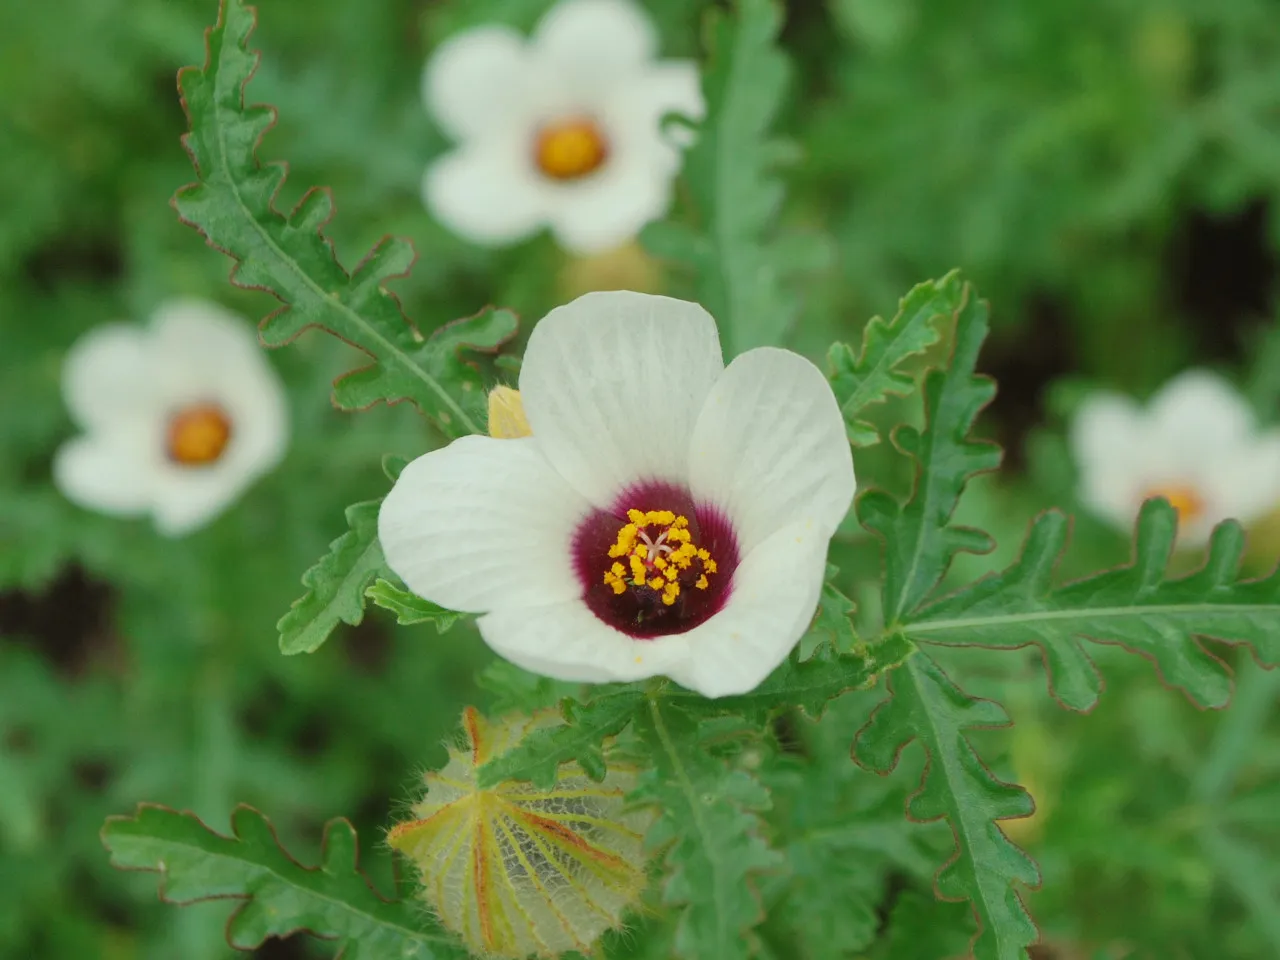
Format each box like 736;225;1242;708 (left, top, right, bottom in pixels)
858;280;1002;623
643;0;824;354
908;501;1280;711
667;633;916;721
102;804;465;959
175;0;514;436
277;500;385;655
853;275;1038;960
827;271;963;448
636;699;783;960
475;688;648;789
366;578;463;632
854;653;1040;960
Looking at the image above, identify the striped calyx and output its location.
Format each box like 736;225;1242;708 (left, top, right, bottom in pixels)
387;707;652;958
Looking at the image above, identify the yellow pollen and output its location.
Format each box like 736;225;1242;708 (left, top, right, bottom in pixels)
166;403;232;466
603;508;719;604
486;386;531;439
629;555;647;581
1145;484;1205;522
608;524;638;558
534;118;609;180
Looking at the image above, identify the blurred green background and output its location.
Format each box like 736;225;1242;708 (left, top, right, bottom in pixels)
2;0;1279;958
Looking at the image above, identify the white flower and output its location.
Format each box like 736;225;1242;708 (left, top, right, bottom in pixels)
1070;369;1280;547
53;300;289;537
378;291;855;698
422;0;704;254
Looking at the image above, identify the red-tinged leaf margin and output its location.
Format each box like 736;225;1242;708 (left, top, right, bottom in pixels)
102;803;460;957
856;280;1004;626
172;0;516;433
853;655;1041;960
906;501;1280;714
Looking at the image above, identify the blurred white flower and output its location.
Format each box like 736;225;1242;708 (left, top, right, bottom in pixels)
421;0;703;254
1070;370;1280;547
378;290;855;698
54;300;289;537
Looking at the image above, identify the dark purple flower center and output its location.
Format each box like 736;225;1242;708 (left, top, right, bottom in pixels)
571;480;739;639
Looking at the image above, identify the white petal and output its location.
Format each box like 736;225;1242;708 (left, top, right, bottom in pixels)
688;347;854;553
151;299;290;490
150;464;250;537
519;290;724;507
1147;369;1254;450
531;0;657;80
1069;391;1148;528
669;522;829;698
615;61;705;149
1203;430;1280;526
546;159;672;253
61;323;158;432
479;600;691;683
424;140;552;247
378;436;591;613
423;26;532;141
53;432;156;517
149;299;267;396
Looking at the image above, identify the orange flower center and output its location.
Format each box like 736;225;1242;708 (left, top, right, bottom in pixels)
166;403;233;466
534;118;609;180
1145;484;1204;522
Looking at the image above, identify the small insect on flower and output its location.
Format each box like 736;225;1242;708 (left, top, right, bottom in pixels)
378;290;856;698
53;299;289;536
1071;369;1280;547
420;0;704;254
388;707;652;959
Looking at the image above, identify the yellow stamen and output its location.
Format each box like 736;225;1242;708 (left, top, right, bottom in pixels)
602;509;719;605
629;555;647;581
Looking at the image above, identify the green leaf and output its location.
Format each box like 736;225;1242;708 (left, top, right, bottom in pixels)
854;653;1040;960
101;804;464;959
636;698;783;960
366;579;462;632
907;502;1280;711
475;687;647;789
175;0;514;436
859;279;1001;623
881;891;976;960
810;565;860;653
666;632;916;720
643;0;824;354
763;695;945;960
278;500;384;655
827;271;963;447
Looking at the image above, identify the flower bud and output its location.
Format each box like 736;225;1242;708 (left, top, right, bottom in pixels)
388;707;652;958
